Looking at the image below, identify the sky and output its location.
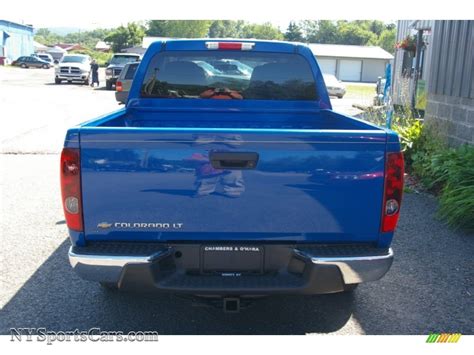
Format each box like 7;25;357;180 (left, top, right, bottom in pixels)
2;0;294;30
7;19;294;32
2;0;468;30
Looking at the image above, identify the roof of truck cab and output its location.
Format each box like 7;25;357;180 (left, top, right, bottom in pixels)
147;38;307;53
159;38;303;45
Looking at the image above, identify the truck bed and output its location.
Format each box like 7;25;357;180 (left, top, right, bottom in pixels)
73;107;389;245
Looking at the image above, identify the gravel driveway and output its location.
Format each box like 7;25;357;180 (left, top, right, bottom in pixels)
0;67;472;335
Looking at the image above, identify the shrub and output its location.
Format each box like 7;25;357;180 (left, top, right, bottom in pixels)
392;118;423;166
435;146;474;231
413;140;474;232
361;107;424;167
411;128;447;189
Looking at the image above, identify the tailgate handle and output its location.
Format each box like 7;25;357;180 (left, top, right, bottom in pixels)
210;152;259;170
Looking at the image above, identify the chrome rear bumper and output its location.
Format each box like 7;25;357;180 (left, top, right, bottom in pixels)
68;244;393;294
69;248;170;284
307;248;393;284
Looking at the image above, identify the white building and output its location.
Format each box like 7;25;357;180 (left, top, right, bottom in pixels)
309;44;394;83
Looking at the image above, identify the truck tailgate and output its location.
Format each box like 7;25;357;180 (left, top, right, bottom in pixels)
79;128;386;243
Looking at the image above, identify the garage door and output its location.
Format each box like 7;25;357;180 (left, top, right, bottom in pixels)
317;58;337;75
339;60;362;81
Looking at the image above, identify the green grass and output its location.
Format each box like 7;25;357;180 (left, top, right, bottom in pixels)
345;84;376;99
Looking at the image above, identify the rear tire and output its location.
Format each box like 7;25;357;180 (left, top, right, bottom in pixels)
42;64;49;69
20;63;27;68
100;282;118;291
337;95;344;99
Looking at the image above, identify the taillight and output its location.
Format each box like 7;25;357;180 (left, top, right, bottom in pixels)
205;42;255;50
60;148;83;231
116;81;123;92
381;152;404;232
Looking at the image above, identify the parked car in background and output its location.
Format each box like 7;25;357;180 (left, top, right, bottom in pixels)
55;54;92;85
12;56;51;69
323;74;346;98
33;53;55;65
105;53;141;90
115;62;140;104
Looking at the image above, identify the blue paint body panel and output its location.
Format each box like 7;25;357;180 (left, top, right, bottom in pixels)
63;39;400;248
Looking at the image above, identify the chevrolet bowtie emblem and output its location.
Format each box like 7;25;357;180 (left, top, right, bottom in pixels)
97;222;112;229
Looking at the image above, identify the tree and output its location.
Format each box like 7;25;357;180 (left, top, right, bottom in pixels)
105;27;130;52
336;22;377;45
127;22;146;45
105;23;145;52
208;20;245;38
146;20;211;38
300;20;339;43
35;28;52;38
242;22;283;40
34;28;62;46
284;22;304;42
299;20;318;42
317;21;339;43
368;21;386;37
377;27;397;53
299;20;395;49
63;28;115;48
146;21;166;37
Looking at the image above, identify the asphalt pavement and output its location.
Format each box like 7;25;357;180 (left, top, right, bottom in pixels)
0;66;118;154
0;67;472;335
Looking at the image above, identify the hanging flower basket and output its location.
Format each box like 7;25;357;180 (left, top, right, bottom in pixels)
395;35;420;54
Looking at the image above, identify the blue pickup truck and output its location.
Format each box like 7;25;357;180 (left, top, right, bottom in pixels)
61;39;404;311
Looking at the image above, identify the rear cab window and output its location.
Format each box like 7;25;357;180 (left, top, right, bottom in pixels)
124;63;139;80
141;51;318;101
